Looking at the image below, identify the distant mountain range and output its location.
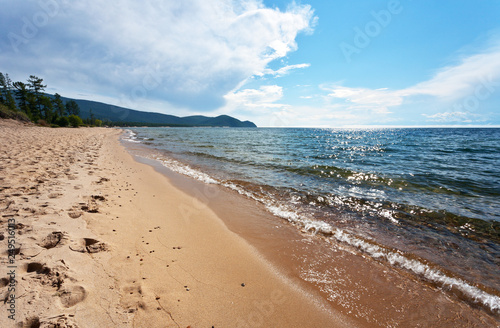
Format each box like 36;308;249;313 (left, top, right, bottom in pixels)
57;95;257;127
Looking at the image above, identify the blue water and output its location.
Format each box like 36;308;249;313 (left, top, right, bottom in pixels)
123;127;500;313
129;127;500;221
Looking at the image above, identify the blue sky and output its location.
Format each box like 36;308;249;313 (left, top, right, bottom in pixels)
1;0;500;127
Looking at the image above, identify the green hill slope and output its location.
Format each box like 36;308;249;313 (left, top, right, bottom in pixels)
58;96;257;127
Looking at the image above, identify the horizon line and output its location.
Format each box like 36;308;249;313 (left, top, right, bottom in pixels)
258;125;500;129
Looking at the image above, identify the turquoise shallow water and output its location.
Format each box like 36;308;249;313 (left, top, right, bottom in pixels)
123;127;500;313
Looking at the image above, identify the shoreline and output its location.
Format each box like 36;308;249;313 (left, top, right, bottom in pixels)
97;126;351;327
123;128;500;326
0;119;498;327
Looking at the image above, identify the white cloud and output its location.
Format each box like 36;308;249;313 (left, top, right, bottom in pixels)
322;41;500;121
259;63;311;77
409;46;500;100
0;0;315;112
223;84;401;126
422;111;485;123
224;85;288;108
323;85;404;114
220;85;293;126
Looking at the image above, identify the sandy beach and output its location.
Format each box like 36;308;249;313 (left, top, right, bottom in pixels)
0;119;354;327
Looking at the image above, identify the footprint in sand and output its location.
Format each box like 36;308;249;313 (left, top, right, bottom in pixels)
40;314;78;327
84;238;108;253
68;211;83;219
122;281;147;312
38;231;65;249
0;277;12;303
91;195;106;201
79;195;106;213
59;285;87;308
48;193;63;199
20;316;41;328
25;262;66;289
69;238;108;253
81;202;98;213
93;177;110;185
0;277;8;287
6;245;21;257
26;262;51;275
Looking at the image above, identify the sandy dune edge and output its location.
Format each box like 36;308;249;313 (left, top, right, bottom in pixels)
0;119;352;327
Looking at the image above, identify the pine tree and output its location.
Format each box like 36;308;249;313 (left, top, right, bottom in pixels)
65;100;80;116
27;92;38;121
0;73;17;111
89;108;95;125
39;95;54;122
0;73;6;105
27;75;46;118
52;93;66;117
13;81;31;117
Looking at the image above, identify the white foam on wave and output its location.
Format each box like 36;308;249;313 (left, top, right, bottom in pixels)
222;182;260;201
331;229;500;313
145;151;499;314
263;202;499;313
380;209;399;224
266;204;334;235
122;129;141;143
151;153;266;203
152;155;219;185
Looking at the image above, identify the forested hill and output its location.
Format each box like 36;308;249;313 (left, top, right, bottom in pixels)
58;96;257;127
1;72;256;127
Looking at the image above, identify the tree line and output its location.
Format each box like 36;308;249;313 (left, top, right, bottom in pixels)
0;72;102;127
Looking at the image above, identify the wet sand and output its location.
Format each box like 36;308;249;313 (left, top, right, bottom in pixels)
0;119;353;327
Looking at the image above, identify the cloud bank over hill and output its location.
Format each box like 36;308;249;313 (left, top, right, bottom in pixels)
1;0;315;113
